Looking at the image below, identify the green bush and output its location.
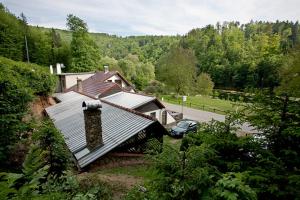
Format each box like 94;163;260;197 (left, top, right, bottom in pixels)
144;80;167;95
0;56;56;163
0;144;112;200
0;56;56;95
129;91;300;200
33;121;71;177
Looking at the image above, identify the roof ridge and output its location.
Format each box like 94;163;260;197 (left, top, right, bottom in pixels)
72;91;156;121
122;90;155;98
120;91;165;109
102;91;123;99
101;99;156;121
95;83;122;98
73;91;97;100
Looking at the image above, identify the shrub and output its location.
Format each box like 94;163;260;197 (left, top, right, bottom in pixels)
33;121;71;177
0;56;56;164
144;80;167;95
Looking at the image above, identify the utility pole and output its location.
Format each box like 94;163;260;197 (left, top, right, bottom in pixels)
25;35;29;63
181;98;183;114
21;13;29;63
182;96;187;115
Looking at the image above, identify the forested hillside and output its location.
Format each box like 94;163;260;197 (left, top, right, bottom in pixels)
36;26;180;64
180;21;300;89
1;2;300;199
38;21;300;91
1;3;299;92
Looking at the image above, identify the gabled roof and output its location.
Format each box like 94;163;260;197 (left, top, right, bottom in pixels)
66;71;133;97
58;72;96;76
46;91;165;168
102;91;165;110
67;81;122;98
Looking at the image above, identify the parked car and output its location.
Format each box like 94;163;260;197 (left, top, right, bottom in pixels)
169;119;198;138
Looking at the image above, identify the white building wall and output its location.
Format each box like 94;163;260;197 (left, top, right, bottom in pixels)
166;111;176;124
144;108;176;125
106;75;126;88
144;109;163;122
64;73;95;89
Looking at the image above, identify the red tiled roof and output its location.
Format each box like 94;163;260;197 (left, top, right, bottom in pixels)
66;80;122;97
66;71;133;97
88;71;118;83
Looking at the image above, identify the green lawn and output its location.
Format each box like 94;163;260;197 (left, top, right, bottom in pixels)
160;94;240;114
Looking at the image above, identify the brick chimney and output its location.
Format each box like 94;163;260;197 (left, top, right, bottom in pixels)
82;100;103;150
104;65;109;73
77;78;83;93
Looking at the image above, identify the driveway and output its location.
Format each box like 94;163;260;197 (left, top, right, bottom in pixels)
163;102;256;134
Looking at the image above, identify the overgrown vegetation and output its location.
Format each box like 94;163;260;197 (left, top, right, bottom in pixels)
0;56;112;199
2;2;299;93
126;90;300;199
0;144;112;199
1;2;300;199
0;56;56;164
0;4;71;67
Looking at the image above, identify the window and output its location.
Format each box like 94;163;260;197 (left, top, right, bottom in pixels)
115;79;122;86
150;112;156;118
190;122;196;127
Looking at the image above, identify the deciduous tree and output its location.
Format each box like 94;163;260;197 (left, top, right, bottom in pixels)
196;73;214;95
67;14;101;72
157;46;196;94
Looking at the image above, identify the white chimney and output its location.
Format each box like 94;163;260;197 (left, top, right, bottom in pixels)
49;65;53;74
56;63;61;74
104;65;109;73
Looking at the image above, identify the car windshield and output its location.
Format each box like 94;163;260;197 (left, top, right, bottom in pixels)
177;121;189;129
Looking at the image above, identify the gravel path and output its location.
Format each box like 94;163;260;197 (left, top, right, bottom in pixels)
163;102;256;134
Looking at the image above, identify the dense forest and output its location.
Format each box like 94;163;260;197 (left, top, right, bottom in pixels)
1;2;300;199
1;3;299;92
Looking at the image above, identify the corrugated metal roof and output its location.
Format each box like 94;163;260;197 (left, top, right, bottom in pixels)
45;91;156;168
102;91;156;109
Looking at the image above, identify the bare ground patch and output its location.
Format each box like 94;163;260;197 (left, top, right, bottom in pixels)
78;171;143;200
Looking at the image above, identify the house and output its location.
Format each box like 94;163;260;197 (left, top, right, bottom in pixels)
56;72;96;93
46;91;167;169
102;91;176;125
67;79;123;98
54;65;175;125
53;65;134;93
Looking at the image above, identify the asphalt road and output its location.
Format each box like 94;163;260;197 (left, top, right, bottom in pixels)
163;102;256;134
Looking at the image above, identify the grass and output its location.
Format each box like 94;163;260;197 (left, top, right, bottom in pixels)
161;94;240;114
163;135;182;150
96;136;181;179
97;164;157;180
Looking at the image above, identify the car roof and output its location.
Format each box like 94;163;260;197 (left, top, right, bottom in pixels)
180;119;197;124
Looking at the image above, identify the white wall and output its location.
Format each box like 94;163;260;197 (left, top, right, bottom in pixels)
106;75;127;88
64;73;95;89
144;109;162;122
144;108;175;125
166;111;176;124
